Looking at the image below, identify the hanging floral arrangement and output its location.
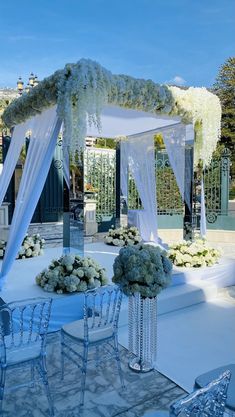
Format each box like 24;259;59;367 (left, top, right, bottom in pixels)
2;59;221;166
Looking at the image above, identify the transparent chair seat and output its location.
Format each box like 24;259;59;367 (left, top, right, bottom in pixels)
3;332;42;365
0;297;54;416
62;318;114;343
61;285;125;407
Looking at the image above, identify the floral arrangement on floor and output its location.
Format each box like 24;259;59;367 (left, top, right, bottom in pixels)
36;254;108;293
168;237;221;268
0;240;6;259
16;234;45;259
104;226;142;247
0;234;45;260
2;59;221;165
112;244;172;298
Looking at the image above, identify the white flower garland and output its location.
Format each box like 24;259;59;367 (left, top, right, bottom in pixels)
56;59;112;155
168;86;221;166
2;59;221;166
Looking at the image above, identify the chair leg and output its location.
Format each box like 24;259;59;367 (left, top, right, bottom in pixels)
38;356;54;417
61;331;65;380
95;346;100;369
0;367;6;413
31;361;35;388
80;344;88;407
113;336;125;389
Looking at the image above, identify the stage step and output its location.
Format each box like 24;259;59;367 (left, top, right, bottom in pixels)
118;281;218;328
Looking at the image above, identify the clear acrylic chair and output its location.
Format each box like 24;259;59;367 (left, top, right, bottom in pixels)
195;365;235;416
142;370;231;417
61;285;125;406
0;297;54;416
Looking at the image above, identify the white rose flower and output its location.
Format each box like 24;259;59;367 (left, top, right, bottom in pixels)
26;248;32;257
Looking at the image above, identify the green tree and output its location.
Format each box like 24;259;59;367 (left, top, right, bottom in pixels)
213;57;235;180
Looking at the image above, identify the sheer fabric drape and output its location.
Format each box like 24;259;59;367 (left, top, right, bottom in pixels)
0;106;62;288
0;120;33;207
127;133;158;242
162;124;186;204
121;123;206;240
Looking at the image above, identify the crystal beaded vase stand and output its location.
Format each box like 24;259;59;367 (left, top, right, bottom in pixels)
128;293;157;372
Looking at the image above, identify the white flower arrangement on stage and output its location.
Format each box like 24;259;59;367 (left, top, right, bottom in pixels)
2;59;221;166
104;226;142;247
168;238;221;268
16;234;45;259
112;244;172;298
36;254;108;294
0;234;45;259
0;240;5;259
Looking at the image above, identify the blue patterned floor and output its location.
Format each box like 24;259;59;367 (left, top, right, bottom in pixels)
2;332;184;417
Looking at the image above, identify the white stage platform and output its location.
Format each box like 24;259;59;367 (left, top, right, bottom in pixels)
1;242;235;392
0;242;235;331
119;298;235;393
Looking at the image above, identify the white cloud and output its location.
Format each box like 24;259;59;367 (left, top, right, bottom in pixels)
167;75;186;86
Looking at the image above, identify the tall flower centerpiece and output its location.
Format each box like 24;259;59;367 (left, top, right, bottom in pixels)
112;243;172;372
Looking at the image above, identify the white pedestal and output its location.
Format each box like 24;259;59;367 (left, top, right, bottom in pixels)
84;197;98;236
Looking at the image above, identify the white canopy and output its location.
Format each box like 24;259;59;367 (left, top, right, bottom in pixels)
0;105;205;289
86;105;182;138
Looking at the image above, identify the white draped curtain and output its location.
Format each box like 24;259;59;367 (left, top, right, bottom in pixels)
0;106;62;289
0;119;33;207
120;123;206;241
127;133;158;242
163;123;206;237
120;140;129;200
162;124;187;206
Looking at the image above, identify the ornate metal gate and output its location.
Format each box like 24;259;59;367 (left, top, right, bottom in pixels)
1;136;231;230
84;148;116;231
204;148;230;224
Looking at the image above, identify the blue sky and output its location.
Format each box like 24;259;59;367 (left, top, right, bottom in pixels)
0;0;234;88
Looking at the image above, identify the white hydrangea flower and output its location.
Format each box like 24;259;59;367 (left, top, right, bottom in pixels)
36;253;107;294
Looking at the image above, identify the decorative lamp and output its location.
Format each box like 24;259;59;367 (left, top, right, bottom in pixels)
33;75;39;86
17;77;24;95
25;83;31;93
29;72;35;86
